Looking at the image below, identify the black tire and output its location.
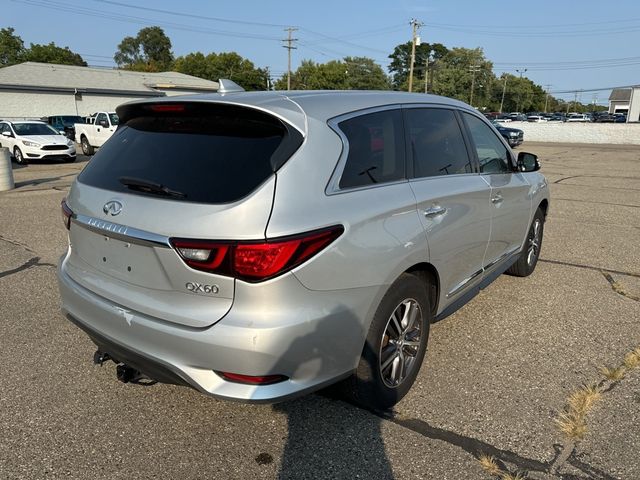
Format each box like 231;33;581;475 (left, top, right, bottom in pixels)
13;146;27;165
342;273;431;410
506;207;545;277
81;136;94;156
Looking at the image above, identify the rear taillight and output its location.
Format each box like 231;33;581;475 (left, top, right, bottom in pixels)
61;198;73;230
171;225;343;282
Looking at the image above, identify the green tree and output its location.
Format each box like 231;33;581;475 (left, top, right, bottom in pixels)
344;56;390;90
114;26;173;71
23;42;86;66
274;57;389;91
429;47;494;108
388;41;448;90
0;27;25;66
174;51;268;90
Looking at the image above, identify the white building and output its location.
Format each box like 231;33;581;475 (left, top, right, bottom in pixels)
608;87;640;121
0;62;219;120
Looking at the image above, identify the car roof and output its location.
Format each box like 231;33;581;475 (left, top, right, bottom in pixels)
118;90;476;135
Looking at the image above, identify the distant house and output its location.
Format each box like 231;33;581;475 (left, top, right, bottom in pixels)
608;88;631;115
0;62;219;119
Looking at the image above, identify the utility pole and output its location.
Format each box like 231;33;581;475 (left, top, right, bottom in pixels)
468;65;481;106
282;27;298;91
499;75;508;113
515;68;527;113
424;56;429;93
408;19;423;93
544;84;552;113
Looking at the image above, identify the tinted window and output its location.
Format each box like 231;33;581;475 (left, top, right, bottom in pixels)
463;113;512;174
109;113;119;126
405;108;472;178
78;103;302;204
338;109;404;189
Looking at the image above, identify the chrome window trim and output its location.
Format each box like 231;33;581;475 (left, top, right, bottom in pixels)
72;214;171;248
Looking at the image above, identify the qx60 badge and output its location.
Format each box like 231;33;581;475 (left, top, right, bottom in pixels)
103;200;123;216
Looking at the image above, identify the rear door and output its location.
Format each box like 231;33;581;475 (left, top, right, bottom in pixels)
404;106;493;307
461;112;531;269
63;101;303;328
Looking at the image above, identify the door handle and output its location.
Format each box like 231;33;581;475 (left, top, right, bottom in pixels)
423;206;447;217
491;193;503;204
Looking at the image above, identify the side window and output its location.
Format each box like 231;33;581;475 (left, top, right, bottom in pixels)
462;113;512;174
405;108;472;178
96;113;107;126
338;109;404;189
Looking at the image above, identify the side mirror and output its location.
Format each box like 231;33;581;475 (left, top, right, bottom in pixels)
98;120;109;128
59;130;66;135
517;152;540;172
1;131;11;137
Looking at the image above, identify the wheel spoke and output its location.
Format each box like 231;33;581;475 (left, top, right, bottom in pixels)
402;301;419;333
389;354;401;384
390;311;403;338
380;345;398;373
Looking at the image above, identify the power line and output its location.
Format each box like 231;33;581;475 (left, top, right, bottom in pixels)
89;0;293;28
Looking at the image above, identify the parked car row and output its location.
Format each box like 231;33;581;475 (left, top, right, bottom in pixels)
485;111;628;123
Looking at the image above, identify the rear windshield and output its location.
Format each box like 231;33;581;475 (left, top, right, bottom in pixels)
78;103;302;204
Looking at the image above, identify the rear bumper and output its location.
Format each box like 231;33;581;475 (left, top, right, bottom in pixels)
57;252;382;403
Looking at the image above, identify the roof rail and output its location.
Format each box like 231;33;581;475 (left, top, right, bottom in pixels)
217;79;245;94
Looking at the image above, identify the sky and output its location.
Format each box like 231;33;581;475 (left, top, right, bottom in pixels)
4;0;640;105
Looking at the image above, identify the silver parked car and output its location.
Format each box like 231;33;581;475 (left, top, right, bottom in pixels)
57;88;549;409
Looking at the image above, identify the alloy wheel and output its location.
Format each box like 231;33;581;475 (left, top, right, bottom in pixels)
379;298;423;388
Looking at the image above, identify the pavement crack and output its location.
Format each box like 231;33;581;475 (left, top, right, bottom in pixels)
539;259;640;279
554;175;582;184
0;234;36;254
551;197;640;209
0;257;56;279
600;271;640;302
377;415;549;474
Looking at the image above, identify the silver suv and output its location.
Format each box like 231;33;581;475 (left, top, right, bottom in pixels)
57;90;549;409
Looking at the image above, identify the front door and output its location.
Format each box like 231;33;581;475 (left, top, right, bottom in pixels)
461;113;532;269
404;107;493;309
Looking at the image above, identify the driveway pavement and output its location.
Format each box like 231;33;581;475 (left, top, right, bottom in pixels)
0;143;638;479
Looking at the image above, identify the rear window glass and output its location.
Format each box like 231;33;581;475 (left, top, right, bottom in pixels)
338;109;405;189
78;103;300;204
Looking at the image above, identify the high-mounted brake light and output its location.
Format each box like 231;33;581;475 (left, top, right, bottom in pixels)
148;104;185;112
61;198;73;230
171;225;344;282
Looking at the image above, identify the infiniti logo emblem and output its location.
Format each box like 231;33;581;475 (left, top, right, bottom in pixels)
103;200;123;216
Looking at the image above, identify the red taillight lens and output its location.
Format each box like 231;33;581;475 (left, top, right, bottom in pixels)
61;198;73;230
218;372;287;385
171;225;343;282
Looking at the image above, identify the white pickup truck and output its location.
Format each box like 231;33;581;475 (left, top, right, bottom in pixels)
74;112;119;155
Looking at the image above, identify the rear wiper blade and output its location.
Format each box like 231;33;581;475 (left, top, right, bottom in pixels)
118;176;186;198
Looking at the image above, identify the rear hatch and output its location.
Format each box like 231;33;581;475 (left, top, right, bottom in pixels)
63;100;303;328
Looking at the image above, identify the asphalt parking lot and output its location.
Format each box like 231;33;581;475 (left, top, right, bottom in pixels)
1;143;639;480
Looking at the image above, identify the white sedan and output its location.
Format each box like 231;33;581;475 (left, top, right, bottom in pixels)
0;120;76;165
